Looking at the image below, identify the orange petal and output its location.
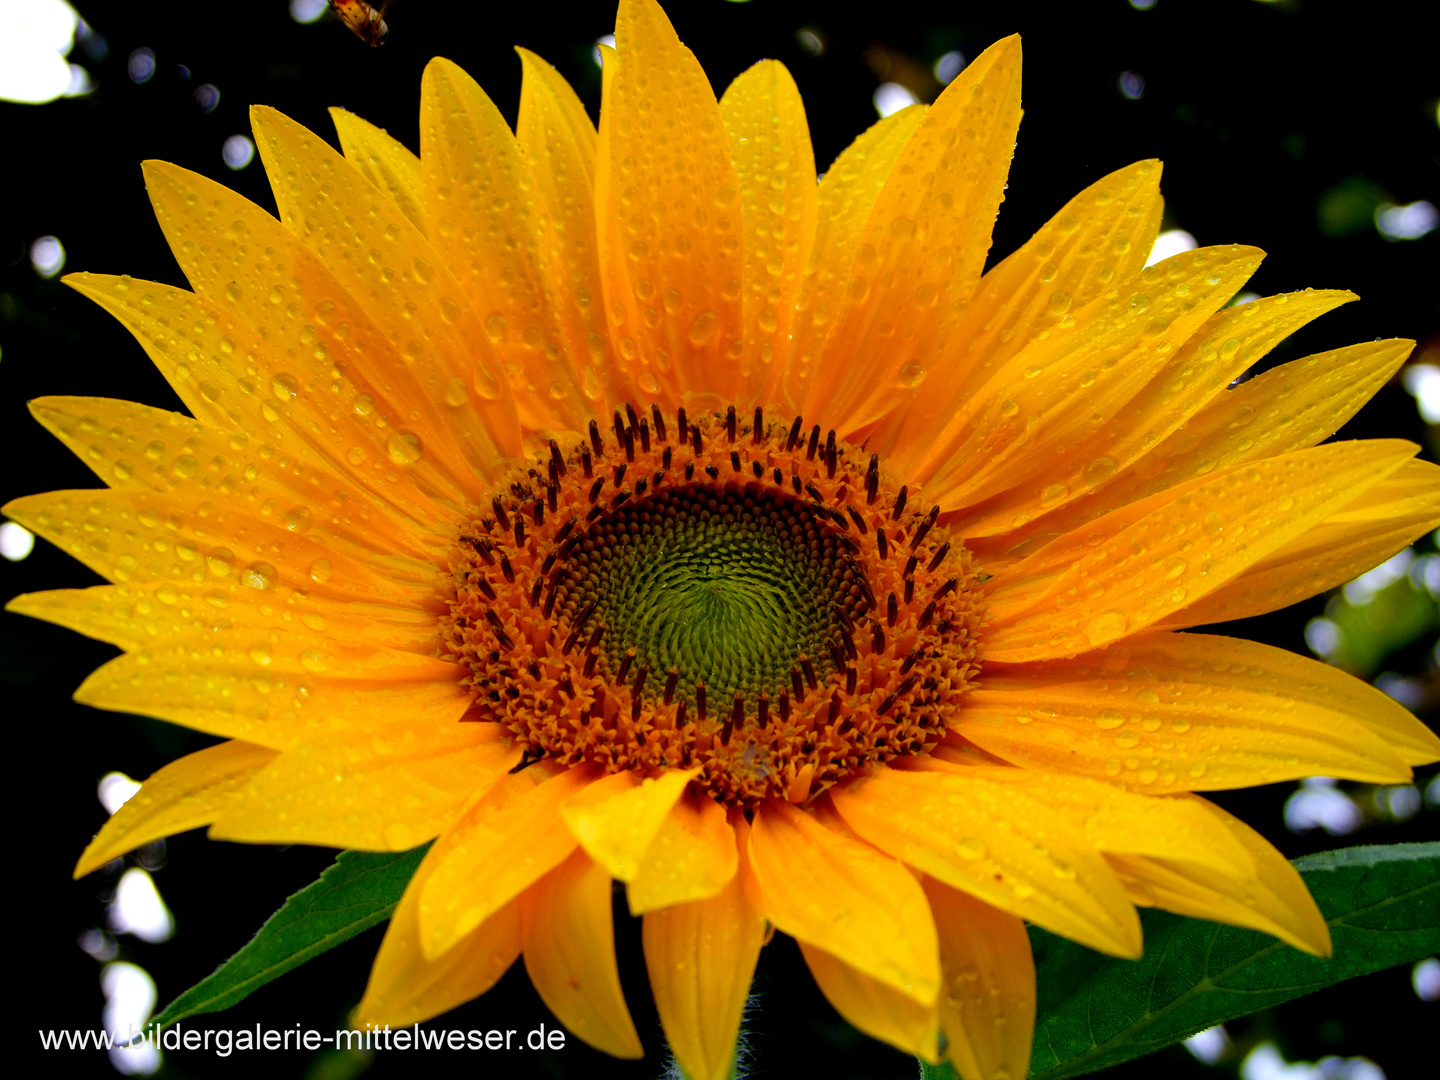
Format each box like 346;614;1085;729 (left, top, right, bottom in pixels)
71;639;469;749
983;439;1418;661
596;0;744;405
907;757;1254;874
74;741;277;877
719;59;818;405
1108;797;1331;956
418;59;590;435
561;766;700;880
7;581;441;656
957;288;1355;538
523;849;644;1058
329;107;425;230
774;102;927;410
961;631;1427;786
515;47;612;419
876;159;1163;463
748;798;939;1003
134;160;490;500
925;878;1036;1080
27;395;444;565
801;944;940;1061
830;766;1141;958
643;815;764;1080
921;245;1265;511
627;790;738;914
208;721;518;850
1161;458;1440;630
3;489;431;609
974;338;1414;573
417;765;597;959
249;105;522;465
355;843;521;1028
801;38;1024;430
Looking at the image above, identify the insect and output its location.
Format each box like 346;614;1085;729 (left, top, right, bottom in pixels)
331;0;389;47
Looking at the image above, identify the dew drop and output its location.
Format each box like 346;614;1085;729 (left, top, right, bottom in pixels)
688;310;719;345
439;298;461;324
957;837;986;860
484;313;508;343
1040;482;1068;507
1095;710;1124;730
1083;457;1116;488
897;362;926;389
387;431;422;466
242;562;277;590
444;377;469;407
309;558;333;584
299;648;327;673
1085;611;1127;646
285;507;313;534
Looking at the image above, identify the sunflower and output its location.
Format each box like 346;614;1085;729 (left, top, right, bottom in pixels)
8;0;1439;1077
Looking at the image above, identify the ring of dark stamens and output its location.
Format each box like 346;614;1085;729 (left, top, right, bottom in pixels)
441;402;983;807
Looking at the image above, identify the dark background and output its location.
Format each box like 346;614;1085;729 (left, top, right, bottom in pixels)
3;1;1436;1078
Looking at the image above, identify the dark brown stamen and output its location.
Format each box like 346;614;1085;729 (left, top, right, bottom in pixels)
787;415;803;451
731;450;742;473
801;655;819;690
663;666;679;706
845;666;857;694
581;447;593;478
589;418;603;457
911;505;940;549
806;424;821;461
865;454;880;505
696;681;707;723
549;439;567;478
678;407;689;444
652;404;667;441
616;648;636;683
614;462;627;487
757;692;769;727
847;505;867;533
639;418;651;453
500;554;515;583
753;407;764;445
726;405;737;443
893;485;908;520
876;528;888;560
492;496;510;531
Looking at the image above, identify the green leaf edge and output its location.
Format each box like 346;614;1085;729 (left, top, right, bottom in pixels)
148;844;430;1032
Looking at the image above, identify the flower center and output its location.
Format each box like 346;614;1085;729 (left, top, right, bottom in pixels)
441;405;984;807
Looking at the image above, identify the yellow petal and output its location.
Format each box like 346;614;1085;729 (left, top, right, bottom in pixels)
925;878;1036;1080
355;844;521;1028
957;288;1356;538
1162;459;1440;630
719;59;818;404
876;159;1163;463
561;766;699;880
975;338;1414;573
984;439;1418;661
71;639;469;749
801;944;940;1061
329;107;425;230
1108;797;1331;956
643;817;764;1080
962;631;1426;786
627;790;738;914
4;489;430;609
27;395;444;565
802;37;1024;430
7;581;441;656
905;757;1254;875
831;766;1141;958
774;102;926;409
523;849;644;1058
209;721;518;850
75;741;277;877
748;798;939;1003
515;47;611;422
417;765;596;959
597;0;744;404
922;245;1265;512
249;105;523;464
418;59;589;434
139;161;496;496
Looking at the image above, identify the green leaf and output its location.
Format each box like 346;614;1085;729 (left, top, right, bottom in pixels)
1025;842;1440;1079
150;845;429;1031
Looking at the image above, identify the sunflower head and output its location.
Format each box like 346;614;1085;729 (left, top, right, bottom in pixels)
7;1;1439;1079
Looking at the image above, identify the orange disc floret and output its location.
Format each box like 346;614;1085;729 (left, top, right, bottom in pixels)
440;405;984;807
